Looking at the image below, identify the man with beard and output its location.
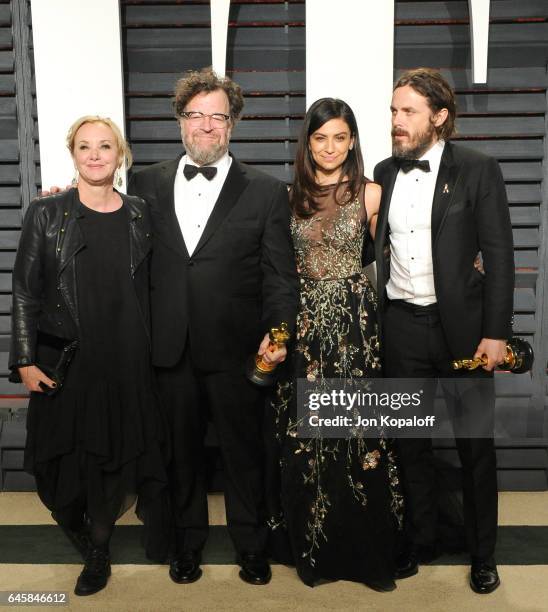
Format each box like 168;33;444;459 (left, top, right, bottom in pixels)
373;68;514;594
128;68;298;585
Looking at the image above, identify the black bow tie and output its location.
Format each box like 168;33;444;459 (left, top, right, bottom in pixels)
183;164;218;181
398;158;431;173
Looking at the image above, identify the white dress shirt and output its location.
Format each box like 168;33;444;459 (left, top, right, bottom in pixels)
174;152;232;255
386;140;445;305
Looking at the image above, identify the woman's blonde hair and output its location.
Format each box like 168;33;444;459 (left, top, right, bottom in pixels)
66;115;133;169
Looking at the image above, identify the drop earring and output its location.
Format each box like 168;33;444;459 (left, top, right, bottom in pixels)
71;169;79;187
115;169;123;188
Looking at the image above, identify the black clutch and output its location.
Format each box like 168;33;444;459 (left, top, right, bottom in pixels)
9;331;78;395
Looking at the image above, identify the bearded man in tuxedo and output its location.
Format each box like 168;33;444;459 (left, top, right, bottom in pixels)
373;68;514;594
129;68;298;586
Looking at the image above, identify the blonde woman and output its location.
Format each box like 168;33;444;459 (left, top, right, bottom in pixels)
9;116;168;596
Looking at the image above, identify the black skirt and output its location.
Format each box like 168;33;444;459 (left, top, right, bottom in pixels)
24;201;170;559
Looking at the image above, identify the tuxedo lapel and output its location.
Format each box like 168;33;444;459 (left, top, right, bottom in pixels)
192;157;249;256
431;142;462;248
372;160;398;295
378;161;399;248
156;156;189;258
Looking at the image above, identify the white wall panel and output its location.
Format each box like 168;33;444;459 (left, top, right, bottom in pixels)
211;0;231;77
30;0;126;189
306;1;394;176
469;0;491;84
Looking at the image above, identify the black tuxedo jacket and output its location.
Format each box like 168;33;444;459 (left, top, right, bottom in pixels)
373;141;514;359
128;155;299;371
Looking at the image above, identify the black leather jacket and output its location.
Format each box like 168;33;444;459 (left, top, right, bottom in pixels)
9;188;152;371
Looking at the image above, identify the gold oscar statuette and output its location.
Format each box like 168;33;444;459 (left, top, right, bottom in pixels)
246;322;290;387
452;337;534;374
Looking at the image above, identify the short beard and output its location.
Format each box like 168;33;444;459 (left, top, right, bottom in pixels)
184;136;228;166
392;122;437;160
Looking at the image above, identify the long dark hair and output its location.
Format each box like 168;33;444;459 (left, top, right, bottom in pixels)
291;98;364;217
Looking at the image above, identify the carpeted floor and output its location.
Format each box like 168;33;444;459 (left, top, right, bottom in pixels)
1;524;547;566
1;564;547;612
0;492;547;611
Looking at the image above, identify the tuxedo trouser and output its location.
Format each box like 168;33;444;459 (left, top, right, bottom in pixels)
383;299;498;561
156;346;268;555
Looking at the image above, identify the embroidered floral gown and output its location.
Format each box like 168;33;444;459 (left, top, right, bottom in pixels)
266;180;403;586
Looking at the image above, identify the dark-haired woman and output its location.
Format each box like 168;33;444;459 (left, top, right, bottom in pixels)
266;99;403;590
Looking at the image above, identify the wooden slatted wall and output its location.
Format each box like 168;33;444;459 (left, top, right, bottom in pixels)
0;0;34;398
0;1;16;355
393;0;548;489
0;0;35;490
1;0;547;491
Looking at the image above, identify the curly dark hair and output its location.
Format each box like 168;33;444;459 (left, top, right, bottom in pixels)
394;68;457;140
173;67;244;121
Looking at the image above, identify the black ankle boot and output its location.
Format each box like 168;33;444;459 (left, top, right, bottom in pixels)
74;547;111;596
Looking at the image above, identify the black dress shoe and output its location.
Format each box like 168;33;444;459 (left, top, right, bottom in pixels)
470;559;500;594
364;578;397;592
394;550;419;579
74;547;111;596
238;553;272;585
169;551;202;584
